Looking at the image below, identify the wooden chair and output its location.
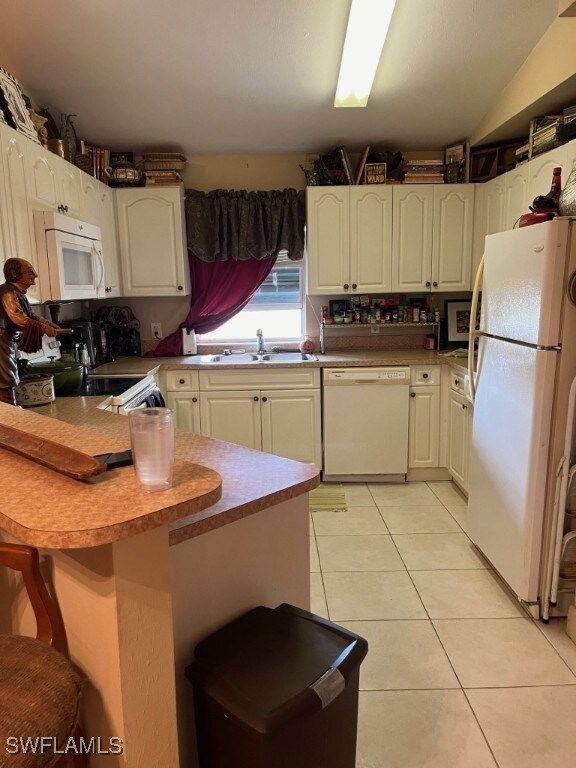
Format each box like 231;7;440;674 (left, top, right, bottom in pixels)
0;542;86;767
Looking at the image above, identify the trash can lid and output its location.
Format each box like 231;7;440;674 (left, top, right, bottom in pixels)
186;604;367;730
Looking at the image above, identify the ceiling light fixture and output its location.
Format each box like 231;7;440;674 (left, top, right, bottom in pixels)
334;0;397;108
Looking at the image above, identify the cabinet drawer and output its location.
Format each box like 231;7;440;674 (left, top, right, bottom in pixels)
199;368;320;391
164;370;200;391
410;365;440;386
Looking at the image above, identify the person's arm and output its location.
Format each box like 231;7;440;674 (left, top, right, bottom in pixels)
2;290;63;337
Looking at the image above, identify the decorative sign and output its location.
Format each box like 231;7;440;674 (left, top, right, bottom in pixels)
364;162;387;184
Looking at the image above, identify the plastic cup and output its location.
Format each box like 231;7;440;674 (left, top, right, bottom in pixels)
128;407;175;492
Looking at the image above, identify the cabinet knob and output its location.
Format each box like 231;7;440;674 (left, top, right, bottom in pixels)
422;372;429;379
462;403;467;410
352;283;357;290
192;397;198;403
455;378;460;386
425;281;431;287
179;378;185;384
410;392;416;398
343;284;349;290
433;281;438;287
262;396;268;402
253;396;259;402
177;285;183;291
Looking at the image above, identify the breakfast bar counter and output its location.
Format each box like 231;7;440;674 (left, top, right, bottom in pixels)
0;401;319;768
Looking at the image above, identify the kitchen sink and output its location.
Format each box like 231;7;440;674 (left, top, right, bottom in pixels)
199;352;317;364
259;352;317;362
201;354;261;363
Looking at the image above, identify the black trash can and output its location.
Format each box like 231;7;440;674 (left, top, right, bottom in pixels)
185;603;368;768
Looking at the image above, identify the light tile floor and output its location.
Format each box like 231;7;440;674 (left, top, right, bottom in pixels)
310;481;576;768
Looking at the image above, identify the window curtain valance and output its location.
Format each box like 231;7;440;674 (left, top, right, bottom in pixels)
184;188;305;262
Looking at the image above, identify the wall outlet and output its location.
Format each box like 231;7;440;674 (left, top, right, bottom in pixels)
151;322;163;339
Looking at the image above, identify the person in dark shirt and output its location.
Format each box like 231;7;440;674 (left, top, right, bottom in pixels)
0;258;66;405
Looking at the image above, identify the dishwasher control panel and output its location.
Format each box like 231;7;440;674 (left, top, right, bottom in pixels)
324;367;410;384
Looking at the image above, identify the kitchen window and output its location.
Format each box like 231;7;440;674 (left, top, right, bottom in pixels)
198;260;304;342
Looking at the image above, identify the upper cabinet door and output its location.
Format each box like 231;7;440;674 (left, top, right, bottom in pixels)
432;184;474;291
26;141;82;217
350;185;393;293
0;126;41;303
99;182;121;297
391;185;433;292
503;164;529;231
527;144;568;206
306;187;350;294
115;187;190;297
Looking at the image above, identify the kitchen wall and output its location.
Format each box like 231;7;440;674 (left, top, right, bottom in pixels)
471;15;576;146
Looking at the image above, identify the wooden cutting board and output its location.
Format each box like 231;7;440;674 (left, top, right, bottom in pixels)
0;423;107;480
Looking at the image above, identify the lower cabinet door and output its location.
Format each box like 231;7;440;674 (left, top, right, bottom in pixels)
448;392;469;488
260;389;322;468
408;385;440;469
166;392;201;433
200;390;262;450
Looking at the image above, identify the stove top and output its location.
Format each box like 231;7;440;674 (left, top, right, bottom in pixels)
58;376;147;397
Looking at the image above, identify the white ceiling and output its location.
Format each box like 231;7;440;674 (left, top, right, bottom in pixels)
0;0;561;155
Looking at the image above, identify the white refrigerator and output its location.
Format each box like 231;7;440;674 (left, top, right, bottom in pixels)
467;218;576;612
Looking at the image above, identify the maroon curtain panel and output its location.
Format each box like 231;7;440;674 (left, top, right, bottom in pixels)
148;251;275;356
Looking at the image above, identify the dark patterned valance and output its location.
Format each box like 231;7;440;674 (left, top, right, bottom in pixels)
184;188;305;262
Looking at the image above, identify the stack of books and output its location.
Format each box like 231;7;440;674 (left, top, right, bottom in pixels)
142;152;186;186
530;116;565;157
76;141;110;183
403;159;445;184
515;142;530;165
562;105;576;143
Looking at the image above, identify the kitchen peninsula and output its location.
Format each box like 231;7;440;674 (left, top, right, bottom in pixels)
0;401;319;768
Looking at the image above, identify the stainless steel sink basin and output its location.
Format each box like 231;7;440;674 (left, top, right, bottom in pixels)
199;352;317;364
259;352;317;362
202;354;260;363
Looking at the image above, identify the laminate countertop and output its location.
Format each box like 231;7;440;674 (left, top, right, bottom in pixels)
0;399;319;549
92;348;471;375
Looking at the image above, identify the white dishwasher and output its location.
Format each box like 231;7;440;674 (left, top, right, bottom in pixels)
323;367;411;482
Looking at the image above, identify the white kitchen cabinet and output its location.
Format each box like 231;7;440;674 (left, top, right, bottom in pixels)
115;187;190;297
503;163;530;231
98;184;121;297
408;366;441;469
164;371;201;433
198;368;321;467
0;124;41;303
526;144;568;206
392;184;474;292
446;368;473;494
26;141;83;218
0;133;9;271
81;175;121;297
471;174;505;279
306;185;392;295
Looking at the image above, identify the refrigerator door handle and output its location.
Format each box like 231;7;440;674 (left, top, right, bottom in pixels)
468;253;484;405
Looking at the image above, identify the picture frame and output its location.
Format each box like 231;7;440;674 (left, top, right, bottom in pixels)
329;299;349;317
444;140;470;183
445;300;473;344
0;67;40;144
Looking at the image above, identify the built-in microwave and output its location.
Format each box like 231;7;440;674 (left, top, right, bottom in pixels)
33;210;104;302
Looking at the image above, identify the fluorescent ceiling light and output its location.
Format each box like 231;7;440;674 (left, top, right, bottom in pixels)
334;0;397;108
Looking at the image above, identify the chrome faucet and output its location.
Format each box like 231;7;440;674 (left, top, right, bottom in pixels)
256;328;266;354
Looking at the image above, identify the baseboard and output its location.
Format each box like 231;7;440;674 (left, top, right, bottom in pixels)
322;473;406;483
406;468;452;482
